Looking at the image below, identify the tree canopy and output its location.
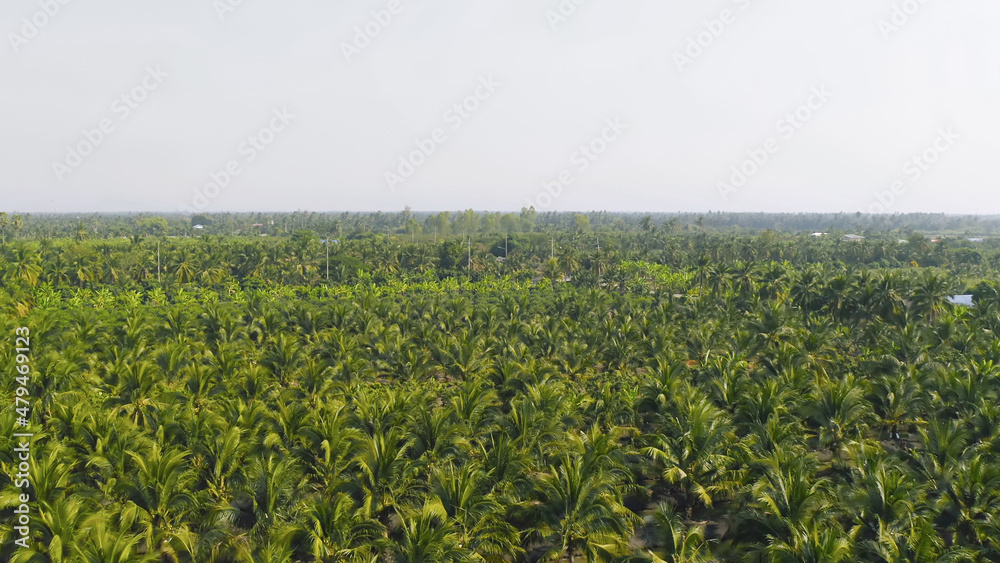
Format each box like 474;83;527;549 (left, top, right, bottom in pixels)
2;213;1000;561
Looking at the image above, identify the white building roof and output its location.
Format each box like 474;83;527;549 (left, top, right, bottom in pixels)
948;295;974;306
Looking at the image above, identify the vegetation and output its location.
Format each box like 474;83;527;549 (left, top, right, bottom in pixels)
13;210;1000;240
2;212;1000;561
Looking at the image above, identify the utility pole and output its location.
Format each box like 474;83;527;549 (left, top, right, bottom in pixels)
596;236;602;285
467;236;472;269
551;238;554;260
505;233;508;258
325;237;330;281
156;241;161;283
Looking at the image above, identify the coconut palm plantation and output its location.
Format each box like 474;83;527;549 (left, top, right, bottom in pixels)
2;212;1000;561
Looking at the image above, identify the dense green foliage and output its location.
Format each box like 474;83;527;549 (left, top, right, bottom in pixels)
11;210;1000;240
3;216;1000;561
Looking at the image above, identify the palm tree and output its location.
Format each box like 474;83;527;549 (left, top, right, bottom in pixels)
117;444;197;555
390;500;471;562
104;360;163;430
531;454;639;562
202;426;249;501
909;269;954;321
261;333;304;384
12;497;93;563
12;214;23;239
849;459;918;560
764;524;852;563
73;520;157;563
646;503;714;563
430;462;522;561
221;454;304;542
408;405;467;463
936;457;1000;549
351;427;419;524
300;405;363;495
5;242;42;286
643;391;742;516
805;375;874;456
279;494;383;562
742;457;832;548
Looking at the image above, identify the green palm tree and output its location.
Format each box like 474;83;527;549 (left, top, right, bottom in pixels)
743;457;832;547
351;427;419;523
764;524;852;563
805;375;874;455
430;462;522;561
220;454;304;542
646;503;714;563
279;494;383;562
390;500;471;562
532;455;639;562
5;242;43;286
119;446;195;522
643;391;742;516
73;519;157;563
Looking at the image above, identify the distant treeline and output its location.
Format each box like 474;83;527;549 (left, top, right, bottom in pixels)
5;210;1000;240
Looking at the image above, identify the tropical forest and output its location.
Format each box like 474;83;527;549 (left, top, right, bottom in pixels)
3;210;1000;562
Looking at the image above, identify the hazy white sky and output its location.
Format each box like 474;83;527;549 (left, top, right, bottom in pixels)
1;0;998;213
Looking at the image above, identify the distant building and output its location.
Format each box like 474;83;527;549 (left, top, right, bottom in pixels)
969;238;985;242
844;234;865;241
811;232;827;237
948;295;974;306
